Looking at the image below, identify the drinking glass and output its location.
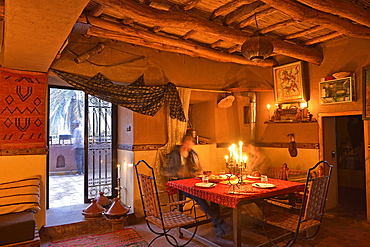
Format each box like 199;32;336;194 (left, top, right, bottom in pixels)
220;170;225;177
261;175;268;184
202;175;209;184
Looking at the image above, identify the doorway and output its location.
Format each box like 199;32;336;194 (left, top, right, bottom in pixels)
321;113;367;221
336;115;366;219
47;87;117;208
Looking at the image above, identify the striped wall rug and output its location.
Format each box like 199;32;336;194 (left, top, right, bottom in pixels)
48;228;147;247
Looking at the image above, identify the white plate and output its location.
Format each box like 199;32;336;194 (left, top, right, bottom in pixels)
195;182;216;188
247;175;261;179
252;183;276;189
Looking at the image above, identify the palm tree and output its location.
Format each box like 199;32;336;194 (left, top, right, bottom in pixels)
49;88;84;141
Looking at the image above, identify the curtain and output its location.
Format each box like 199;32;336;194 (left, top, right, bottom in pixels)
154;88;191;190
51;69;186;122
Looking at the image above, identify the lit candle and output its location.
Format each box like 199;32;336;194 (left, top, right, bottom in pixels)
228;146;233;159
117;164;120;178
239;141;243;165
225;155;228;163
243;156;247;164
267;104;271;120
233;151;238;162
231;144;236;153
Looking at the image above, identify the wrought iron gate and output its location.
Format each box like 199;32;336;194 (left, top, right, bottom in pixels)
86;96;113;201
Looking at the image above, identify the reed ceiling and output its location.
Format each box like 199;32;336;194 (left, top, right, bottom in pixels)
72;0;370;68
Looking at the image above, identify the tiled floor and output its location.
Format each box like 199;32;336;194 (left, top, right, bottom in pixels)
49;174;84;208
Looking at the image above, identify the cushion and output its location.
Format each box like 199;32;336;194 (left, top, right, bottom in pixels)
0;175;41;215
0;211;35;245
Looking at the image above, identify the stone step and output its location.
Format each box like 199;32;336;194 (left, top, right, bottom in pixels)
40;204;137;243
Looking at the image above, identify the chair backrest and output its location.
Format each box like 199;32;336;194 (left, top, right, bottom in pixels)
139;174;160;217
304;176;329;220
300;160;333;222
135;160;161;218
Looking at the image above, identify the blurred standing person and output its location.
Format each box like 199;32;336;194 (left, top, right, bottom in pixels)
245;143;272;175
72;120;84;175
162;135;231;238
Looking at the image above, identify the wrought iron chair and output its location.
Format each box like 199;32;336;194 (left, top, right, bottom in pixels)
135;160;199;247
261;160;333;246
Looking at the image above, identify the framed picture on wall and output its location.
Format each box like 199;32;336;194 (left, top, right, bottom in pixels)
273;61;307;104
362;66;370;120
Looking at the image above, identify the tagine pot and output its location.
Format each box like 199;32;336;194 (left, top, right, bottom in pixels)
96;191;111;208
82;199;104;218
104;198;130;219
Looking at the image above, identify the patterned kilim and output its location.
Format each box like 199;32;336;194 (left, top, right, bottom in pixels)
0;67;47;152
48;228;147;247
51;69;186;122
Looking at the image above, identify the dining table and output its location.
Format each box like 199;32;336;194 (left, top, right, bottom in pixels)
166;177;305;247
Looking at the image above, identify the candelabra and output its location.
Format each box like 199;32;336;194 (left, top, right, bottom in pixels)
115;178;123;199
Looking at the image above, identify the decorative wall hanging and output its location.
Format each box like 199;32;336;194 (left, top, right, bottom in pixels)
273;61;307;104
363;66;370;120
51;69;186;122
0;67;47;155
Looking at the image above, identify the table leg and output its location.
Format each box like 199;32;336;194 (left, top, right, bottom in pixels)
288;192;296;206
233;208;241;247
177;190;184;212
288;192;297;213
177;190;184;238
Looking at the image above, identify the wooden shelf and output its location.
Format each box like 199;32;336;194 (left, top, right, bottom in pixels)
264;120;317;124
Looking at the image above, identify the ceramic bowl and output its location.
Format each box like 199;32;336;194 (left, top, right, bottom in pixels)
332;72;351;79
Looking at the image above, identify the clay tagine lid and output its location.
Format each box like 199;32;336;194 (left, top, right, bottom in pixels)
105;198;129;216
96;191;110;207
82;199;104;217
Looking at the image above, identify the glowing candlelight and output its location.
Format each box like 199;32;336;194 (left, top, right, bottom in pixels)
228;146;233;158
231;143;236;152
117;164;121;178
243;156;248;164
235;155;239;163
225;155;228;163
239;141;243;165
267;104;271;120
300;102;307;108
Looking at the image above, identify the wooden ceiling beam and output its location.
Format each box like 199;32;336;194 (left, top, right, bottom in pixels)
93;0;323;65
210;0;256;20
271;38;323;64
95;0;250;43
227;44;241;53
237;7;276;28
89;4;107;17
260;19;296;34
302;31;342;46
183;0;202;11
86;15;278;67
297;0;370;29
260;0;370;39
210;39;224;48
224;1;264;26
183;30;196;40
283;25;323;40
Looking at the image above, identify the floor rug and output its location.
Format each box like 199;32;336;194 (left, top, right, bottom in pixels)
48;228;147;246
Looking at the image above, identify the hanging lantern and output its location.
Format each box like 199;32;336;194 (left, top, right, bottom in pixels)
241;32;273;63
241;13;273;63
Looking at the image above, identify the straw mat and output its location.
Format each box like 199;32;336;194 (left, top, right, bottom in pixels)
48;228;147;247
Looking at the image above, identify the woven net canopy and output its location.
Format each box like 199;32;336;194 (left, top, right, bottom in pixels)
51;69;186;122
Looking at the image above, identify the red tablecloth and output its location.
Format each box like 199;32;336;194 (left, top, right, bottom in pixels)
166;178;304;209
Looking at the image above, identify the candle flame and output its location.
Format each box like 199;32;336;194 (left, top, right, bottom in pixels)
243;156;248;163
267;104;271;110
225;155;228;162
